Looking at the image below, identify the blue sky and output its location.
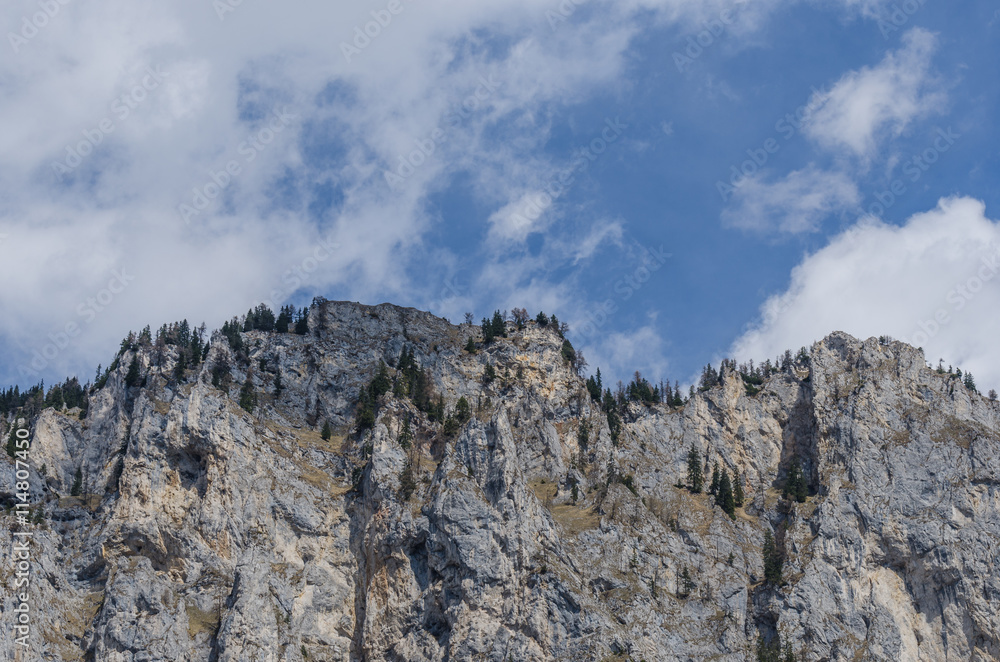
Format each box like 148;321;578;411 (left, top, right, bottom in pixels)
2;0;1000;391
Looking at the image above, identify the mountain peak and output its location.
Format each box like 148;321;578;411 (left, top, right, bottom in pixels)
1;302;998;661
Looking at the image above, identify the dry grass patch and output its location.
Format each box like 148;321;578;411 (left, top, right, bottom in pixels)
258;421;352;495
41;629;85;662
886;429;910;447
796;499;819;520
550;503;601;535
931;416;991;450
529;478;557;505
57;495;102;510
57;591;104;643
529;478;601;535
186;603;220;638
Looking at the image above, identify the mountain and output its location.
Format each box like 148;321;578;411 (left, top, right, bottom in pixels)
2;299;999;661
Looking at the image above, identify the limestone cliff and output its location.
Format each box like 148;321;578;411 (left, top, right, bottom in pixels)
1;300;998;661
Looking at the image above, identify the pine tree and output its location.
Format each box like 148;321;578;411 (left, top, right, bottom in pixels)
276;305;294;333
173;351;187;380
189;329;203;367
481;317;495;344
274;370;283;396
672;380;684;407
321;420;332;441
560;340;576;365
70;467;83;497
756;634;781;662
125;356;141;387
784;458;807;503
5;424;18;458
369;361;391;399
252;304;276;331
718;469;735;519
398;460;416;501
989;389;998;402
491;310;506;338
412;367;432;413
239;375;257;413
679;566;695;598
398;415;413;449
709;463;720;495
294;308;309;335
45;385;64;410
734;470;745;507
356;388;375;432
455;396;471;423
606;409;622;445
577;420;590;454
221;318;244;351
442;415;459;437
763;529;783;586
465;336;476;353
699;363;720;391
686;445;703;493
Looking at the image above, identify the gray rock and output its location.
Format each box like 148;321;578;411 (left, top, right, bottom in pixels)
1;305;998;661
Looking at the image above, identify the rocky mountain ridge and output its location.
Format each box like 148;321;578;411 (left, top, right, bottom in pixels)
2;299;999;661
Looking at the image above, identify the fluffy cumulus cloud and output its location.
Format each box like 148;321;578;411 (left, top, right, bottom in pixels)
0;0;943;386
731;197;1000;390
722;165;861;233
804;27;945;160
0;0;775;385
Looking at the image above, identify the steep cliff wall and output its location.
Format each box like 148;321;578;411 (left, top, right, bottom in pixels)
1;301;998;661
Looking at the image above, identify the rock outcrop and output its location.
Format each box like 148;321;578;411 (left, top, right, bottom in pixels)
1;300;998;661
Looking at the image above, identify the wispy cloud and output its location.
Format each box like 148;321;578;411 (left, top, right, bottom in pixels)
0;1;968;387
803;27;945;161
722;165;860;234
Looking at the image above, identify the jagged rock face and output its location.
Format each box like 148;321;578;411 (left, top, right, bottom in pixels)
1;302;999;662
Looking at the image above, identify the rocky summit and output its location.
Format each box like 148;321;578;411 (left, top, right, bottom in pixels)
2;299;999;661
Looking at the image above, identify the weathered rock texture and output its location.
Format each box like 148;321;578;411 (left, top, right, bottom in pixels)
2;300;999;661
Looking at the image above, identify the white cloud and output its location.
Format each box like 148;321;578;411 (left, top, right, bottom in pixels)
0;0;669;383
722;166;861;234
731;197;1000;390
803;27;945;160
568;220;626;263
487;191;554;244
0;0;896;385
721;27;947;235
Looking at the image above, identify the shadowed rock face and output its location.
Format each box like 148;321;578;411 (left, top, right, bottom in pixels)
2;301;999;662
